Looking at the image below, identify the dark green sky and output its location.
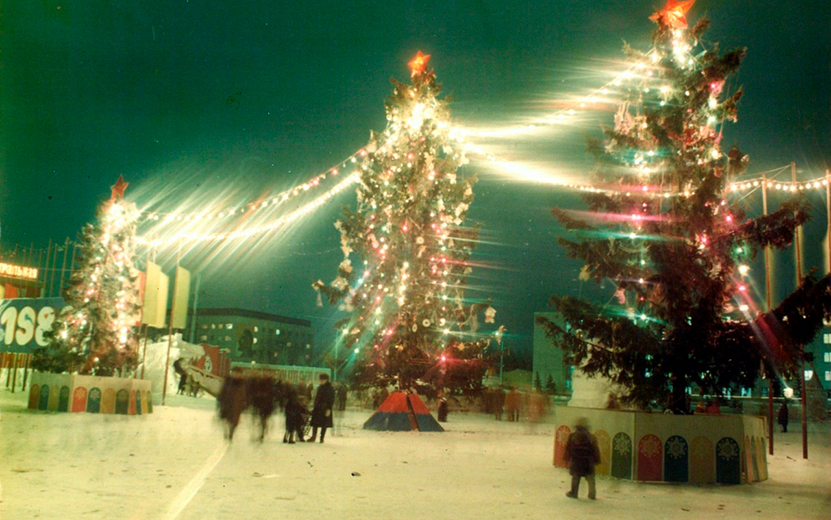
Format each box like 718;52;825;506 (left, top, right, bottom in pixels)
2;0;829;358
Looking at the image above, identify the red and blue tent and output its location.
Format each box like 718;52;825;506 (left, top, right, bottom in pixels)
363;391;444;432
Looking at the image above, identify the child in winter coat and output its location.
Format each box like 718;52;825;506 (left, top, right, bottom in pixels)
284;389;309;444
563;417;601;500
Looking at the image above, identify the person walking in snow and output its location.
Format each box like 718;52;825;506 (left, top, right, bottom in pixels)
309;373;335;443
505;387;521;422
563;417;601;500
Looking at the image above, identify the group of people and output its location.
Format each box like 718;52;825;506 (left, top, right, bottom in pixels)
482;386;549;422
284;373;336;444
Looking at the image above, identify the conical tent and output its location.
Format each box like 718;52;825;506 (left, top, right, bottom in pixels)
363;391;444;432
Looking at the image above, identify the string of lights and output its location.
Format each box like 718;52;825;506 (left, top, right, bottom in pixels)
136;172;360;247
138;149;368;224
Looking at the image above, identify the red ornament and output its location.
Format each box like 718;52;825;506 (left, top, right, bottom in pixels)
110;175;129;200
408;51;431;77
649;0;695;29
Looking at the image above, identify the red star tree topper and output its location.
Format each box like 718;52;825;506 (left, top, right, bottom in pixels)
408;51;431;77
649;0;695;29
110;175;129;200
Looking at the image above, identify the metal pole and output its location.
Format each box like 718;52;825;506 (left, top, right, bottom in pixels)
163;251;180;405
188;272;201;343
10;353;18;394
49;241;60;297
59;238;70;298
826;170;831;276
762;174;774;456
792;162;808;460
43;239;53;298
21;354;31;391
140;325;150;380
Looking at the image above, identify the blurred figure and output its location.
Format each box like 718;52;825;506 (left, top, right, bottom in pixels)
564;417;601;500
704;400;721;415
494;388;505;421
437;394;448;422
505;387;521;422
336;383;348;411
778;401;789;433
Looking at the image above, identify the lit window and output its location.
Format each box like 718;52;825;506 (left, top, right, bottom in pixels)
226;323;233;329
306;344;311;349
200;335;207;341
253;338;258;344
211;324;216;329
824;333;831;344
825;371;831;382
824;352;831;363
275;329;281;336
201;324;208;329
254;326;258;333
804;370;813;381
225;336;231;341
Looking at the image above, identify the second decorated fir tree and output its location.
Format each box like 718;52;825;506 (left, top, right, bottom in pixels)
315;53;497;396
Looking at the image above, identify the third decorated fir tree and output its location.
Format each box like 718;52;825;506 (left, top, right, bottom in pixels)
539;2;831;412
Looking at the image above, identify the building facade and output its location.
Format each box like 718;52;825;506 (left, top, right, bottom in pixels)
805;325;831;398
532;312;572;394
189;308;314;366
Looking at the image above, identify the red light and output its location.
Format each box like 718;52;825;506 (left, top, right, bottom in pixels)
738;284;747;292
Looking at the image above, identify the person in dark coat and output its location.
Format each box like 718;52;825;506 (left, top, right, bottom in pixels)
778;401;789;433
563;417;601;500
308;373;335;443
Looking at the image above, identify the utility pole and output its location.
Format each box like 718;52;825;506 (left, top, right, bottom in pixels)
762;174;774;456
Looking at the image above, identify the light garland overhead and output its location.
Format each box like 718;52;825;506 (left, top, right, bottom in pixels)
138;149;368;224
137;172;360;247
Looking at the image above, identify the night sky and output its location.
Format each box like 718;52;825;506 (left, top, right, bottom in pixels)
2;1;829;362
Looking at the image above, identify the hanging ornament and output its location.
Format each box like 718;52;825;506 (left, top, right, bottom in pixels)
484;306;496;324
422;319;431;328
412;324;418;332
579;265;591;281
416;236;425;245
649;0;695;29
614;288;626;304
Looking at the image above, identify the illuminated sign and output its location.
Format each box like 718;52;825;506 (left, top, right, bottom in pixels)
0;262;38;281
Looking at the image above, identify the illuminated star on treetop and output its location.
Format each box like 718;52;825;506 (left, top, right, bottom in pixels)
110;175;129;200
649;0;695;29
408;51;431;77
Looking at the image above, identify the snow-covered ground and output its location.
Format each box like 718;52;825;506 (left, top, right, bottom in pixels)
1;389;829;520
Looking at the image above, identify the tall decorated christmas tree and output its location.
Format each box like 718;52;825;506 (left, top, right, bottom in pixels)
315;53;497;396
538;2;831;412
33;176;142;376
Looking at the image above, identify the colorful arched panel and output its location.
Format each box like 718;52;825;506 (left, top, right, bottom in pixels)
716;437;741;484
594;430;611;476
637;434;663;481
663;435;689;482
611;432;632;479
689;436;715;484
554;425;571;467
